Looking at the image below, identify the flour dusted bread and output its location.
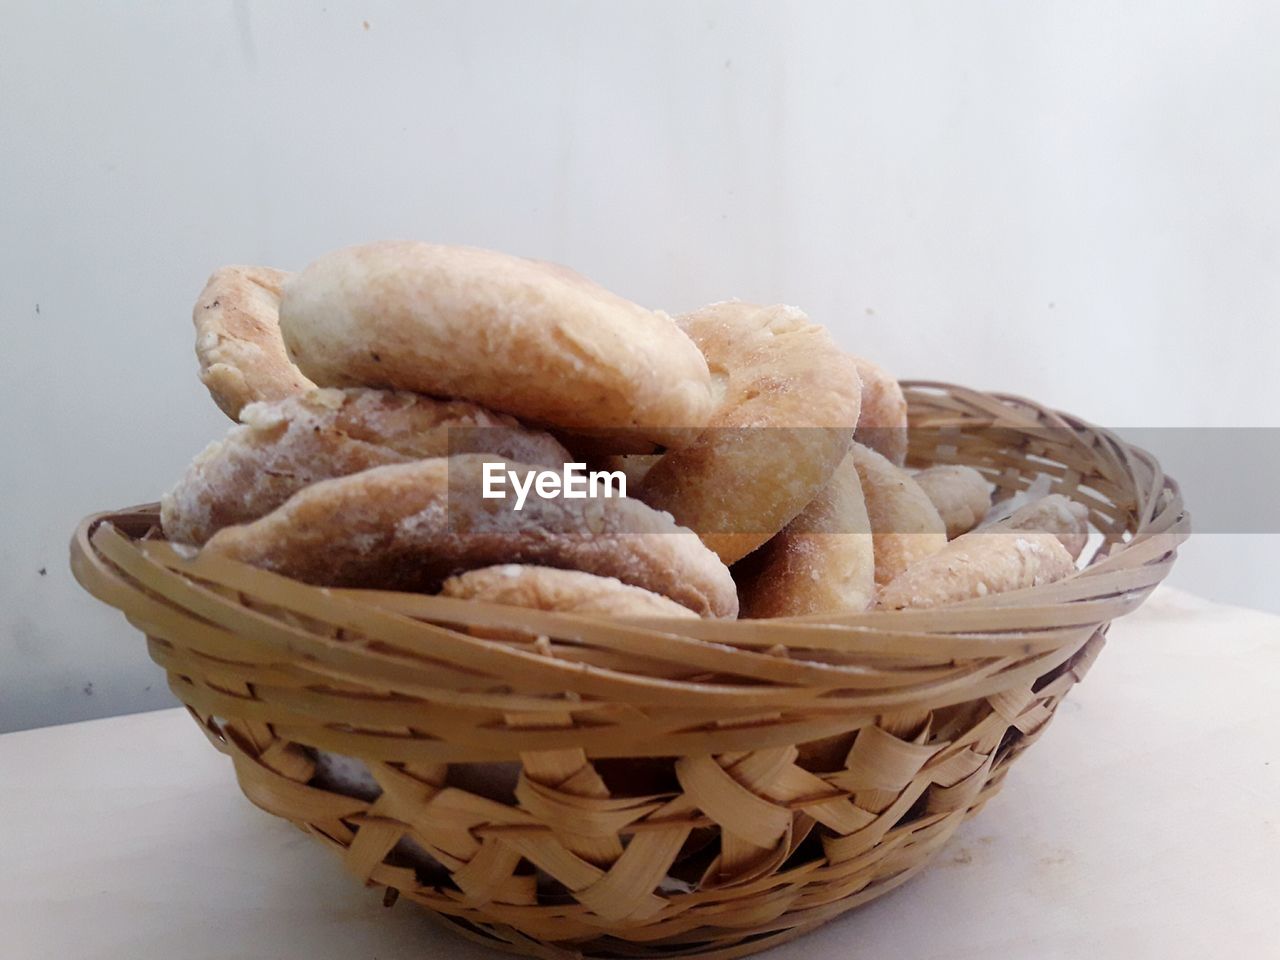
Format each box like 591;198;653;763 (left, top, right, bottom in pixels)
637;302;861;564
914;464;993;539
738;454;875;618
160;388;570;546
194;265;315;419
442;565;697;618
202;455;738;617
1003;493;1090;560
168;241;1091;630
877;529;1075;610
277;242;715;446
849;443;947;587
851;356;909;466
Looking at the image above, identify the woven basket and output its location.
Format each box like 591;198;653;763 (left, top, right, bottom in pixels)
70;382;1186;960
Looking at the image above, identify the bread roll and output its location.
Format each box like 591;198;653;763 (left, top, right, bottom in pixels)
848;443;947;587
1002;493;1090;561
878;529;1075;610
637;301;861;564
442;565;697;618
914;464;993;539
161;388;569;545
202;455;739;617
193;265;314;418
851;355;908;466
738;454;875;618
278;241;715;446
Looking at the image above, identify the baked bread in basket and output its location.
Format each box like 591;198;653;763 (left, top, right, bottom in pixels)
72;241;1186;959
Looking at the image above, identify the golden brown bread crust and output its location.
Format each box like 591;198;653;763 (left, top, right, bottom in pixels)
848;443;947;587
194;265;315;419
277;242;715;446
737;454;875;618
441;565;697;618
202;455;738;617
637;302;861;564
914;464;993;539
877;529;1075;610
160;388;570;546
851;356;909;466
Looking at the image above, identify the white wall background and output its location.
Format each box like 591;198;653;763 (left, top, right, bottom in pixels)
3;1;1277;732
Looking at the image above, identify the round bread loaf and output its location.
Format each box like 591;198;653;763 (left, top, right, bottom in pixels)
277;242;715;446
201;455;738;617
637;301;861;564
160;388;569;546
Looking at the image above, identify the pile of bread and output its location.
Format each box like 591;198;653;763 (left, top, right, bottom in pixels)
161;241;1087;621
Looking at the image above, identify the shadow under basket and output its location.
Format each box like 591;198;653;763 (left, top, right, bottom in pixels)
70;382;1187;960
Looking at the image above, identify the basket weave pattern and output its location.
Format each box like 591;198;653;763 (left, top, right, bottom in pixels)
71;383;1186;959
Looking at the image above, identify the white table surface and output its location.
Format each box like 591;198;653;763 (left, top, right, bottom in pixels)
2;586;1277;959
